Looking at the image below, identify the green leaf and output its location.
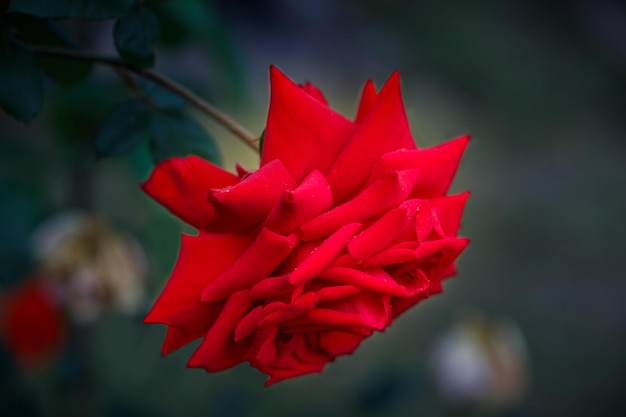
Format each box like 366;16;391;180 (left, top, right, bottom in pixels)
0;34;43;123
95;99;151;157
8;0;133;19
149;110;221;164
114;7;160;68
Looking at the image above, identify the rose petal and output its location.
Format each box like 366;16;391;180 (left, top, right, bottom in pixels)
317;330;365;356
249;275;294;300
141;156;239;231
289;222;363;286
301;292;390;330
208;159;296;231
326;72;417;202
261;66;356;181
300;169;420;241
158;303;224;355
354;79;378;123
300;81;328;105
348;207;411;261
328;292;391;330
420;238;469;282
187;290;252;371
428;192;470;237
162;325;207;355
234;305;264;342
367;135;470;198
389;272;431;320
363;248;418;266
201;228;300;301
263;170;334;234
318;267;413;297
415;200;436;242
314;285;363;303
145;233;251;339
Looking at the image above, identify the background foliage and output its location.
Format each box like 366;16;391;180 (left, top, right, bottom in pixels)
1;0;625;416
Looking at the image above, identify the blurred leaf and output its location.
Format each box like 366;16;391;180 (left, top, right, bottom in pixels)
140;79;185;109
38;54;93;87
0;34;43;123
4;15;92;86
8;0;132;19
36;21;92;86
149;110;220;164
50;79;125;147
114;7;160;68
95;99;151;158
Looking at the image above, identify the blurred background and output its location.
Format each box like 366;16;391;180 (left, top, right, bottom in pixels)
1;0;625;416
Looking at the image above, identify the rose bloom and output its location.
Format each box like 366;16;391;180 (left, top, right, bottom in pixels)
143;66;469;385
0;280;67;368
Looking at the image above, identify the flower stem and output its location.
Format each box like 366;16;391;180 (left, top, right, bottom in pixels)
32;46;260;152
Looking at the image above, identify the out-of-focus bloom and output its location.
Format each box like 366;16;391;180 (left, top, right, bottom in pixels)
429;313;529;410
143;66;469;385
32;212;147;323
0;280;67;368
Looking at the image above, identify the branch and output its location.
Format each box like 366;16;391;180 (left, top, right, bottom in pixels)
32;46;259;152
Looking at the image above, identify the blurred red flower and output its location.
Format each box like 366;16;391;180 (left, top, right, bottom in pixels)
0;280;67;368
143;66;469;385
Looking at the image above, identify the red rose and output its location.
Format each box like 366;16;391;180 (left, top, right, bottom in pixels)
143;66;469;385
0;280;67;368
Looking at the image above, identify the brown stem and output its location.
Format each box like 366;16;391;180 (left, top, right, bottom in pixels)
32;46;260;152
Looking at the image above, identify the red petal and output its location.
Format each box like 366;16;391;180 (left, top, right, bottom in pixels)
322;293;391;330
187;290;252;371
141;156;239;230
145;232;251;354
289;222;363;286
317;330;364;356
145;233;251;323
429;192;470;237
354;79;378;123
201;228;299;301
415;200;436;242
318;267;414;297
249;275;294;300
300;169;419;241
348;207;411;261
162;325;206;355
363;248;418;266
313;292;390;330
145;235;247;326
420;238;469;281
314;285;363;303
326;72;417;202
367;135;470;198
261;66;356;181
208;159;296;231
300;81;328;105
263;169;333;234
